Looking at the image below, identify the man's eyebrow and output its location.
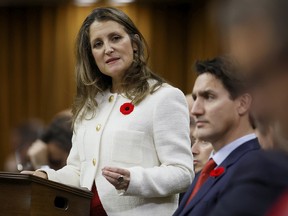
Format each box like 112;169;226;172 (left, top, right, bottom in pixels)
199;89;216;95
193;89;216;97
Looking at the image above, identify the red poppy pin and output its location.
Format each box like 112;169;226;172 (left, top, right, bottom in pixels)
120;102;134;115
210;167;225;177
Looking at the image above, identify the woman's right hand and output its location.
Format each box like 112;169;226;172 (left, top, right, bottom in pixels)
21;170;48;179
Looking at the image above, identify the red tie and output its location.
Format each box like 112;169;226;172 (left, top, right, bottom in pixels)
185;159;217;206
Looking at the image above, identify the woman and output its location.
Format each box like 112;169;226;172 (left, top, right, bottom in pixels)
29;7;193;216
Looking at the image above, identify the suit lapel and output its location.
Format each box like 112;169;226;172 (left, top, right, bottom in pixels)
174;174;200;215
179;138;260;216
219;138;260;168
181;172;225;215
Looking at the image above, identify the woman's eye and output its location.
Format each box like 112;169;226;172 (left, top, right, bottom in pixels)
111;35;121;42
93;41;102;49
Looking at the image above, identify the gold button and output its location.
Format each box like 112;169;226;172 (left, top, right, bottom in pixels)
92;159;96;166
109;95;114;102
96;124;101;131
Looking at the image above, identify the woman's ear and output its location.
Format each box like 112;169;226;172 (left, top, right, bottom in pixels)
237;93;252;115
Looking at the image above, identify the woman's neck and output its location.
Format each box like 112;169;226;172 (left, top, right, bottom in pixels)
111;78;123;93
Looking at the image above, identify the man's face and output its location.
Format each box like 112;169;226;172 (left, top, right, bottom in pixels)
191;73;240;150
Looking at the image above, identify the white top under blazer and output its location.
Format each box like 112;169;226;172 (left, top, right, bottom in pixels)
43;82;194;216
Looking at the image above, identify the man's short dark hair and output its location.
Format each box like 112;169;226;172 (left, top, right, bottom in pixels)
195;56;245;99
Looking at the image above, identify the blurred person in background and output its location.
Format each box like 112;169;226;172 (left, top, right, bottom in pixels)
191;138;213;174
219;0;288;145
206;1;288;215
28;110;72;170
4;119;44;172
179;136;213;203
252;113;275;150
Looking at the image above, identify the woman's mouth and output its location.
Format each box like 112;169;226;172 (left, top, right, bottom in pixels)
106;57;120;64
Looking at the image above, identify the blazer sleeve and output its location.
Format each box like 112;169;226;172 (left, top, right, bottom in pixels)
124;86;194;197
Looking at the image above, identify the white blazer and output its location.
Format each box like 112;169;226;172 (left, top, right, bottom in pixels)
44;83;194;216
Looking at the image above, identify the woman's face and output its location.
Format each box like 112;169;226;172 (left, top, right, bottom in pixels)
89;20;135;85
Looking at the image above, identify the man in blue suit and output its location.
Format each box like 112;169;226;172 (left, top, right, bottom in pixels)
174;56;260;216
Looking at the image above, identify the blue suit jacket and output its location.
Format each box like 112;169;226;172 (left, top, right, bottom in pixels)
174;138;260;216
209;150;288;216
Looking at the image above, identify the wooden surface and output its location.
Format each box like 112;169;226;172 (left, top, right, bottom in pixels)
0;172;92;216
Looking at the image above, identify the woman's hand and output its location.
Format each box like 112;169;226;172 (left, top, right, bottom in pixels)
21;170;48;179
102;166;130;191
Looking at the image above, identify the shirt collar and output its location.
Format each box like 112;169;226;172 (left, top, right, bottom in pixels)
212;133;257;166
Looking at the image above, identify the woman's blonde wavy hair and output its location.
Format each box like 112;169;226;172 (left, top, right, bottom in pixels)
72;7;165;126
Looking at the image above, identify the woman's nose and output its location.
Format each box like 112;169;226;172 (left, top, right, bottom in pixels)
104;42;114;54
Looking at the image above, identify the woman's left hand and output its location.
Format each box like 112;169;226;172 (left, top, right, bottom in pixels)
102;166;130;191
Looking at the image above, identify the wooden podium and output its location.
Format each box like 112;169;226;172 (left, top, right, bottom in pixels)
0;172;93;216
